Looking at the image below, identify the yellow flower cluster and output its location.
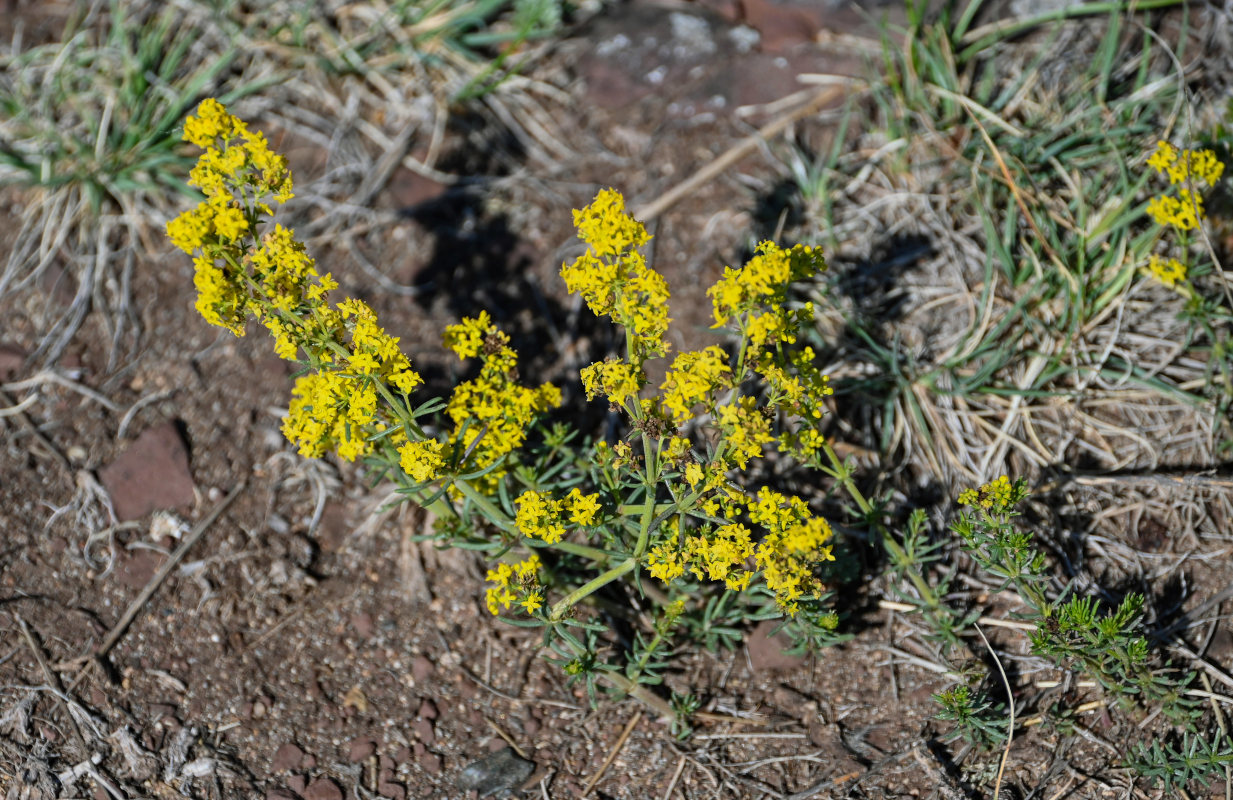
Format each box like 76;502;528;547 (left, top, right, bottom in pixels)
1147;255;1187;289
1143;141;1225;232
444;313;561;485
1146;140;1225;187
514;488;601;544
645;486;834;614
398;439;446;483
715;396;775;469
1146;189;1205;232
485;554;543;615
167;99;296;335
562;189;670;364
580;358;642;407
756;515;833;616
170;101;444;472
957;475;1026;514
687;524;755;590
759;346;832;420
708;241;824;335
660;346;733;423
279;298;423;462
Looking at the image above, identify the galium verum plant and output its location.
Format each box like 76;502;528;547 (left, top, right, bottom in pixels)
167;100;850;719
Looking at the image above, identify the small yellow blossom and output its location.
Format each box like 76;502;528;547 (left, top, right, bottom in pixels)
399;439;445;483
647;543;686;582
485;554;541;615
957;476;1026;514
1147;255;1187;288
514;490;567;544
660;346;732;423
570;188;651;257
715;396;775;468
564;488;601;526
580;358;642;406
563;190;670;361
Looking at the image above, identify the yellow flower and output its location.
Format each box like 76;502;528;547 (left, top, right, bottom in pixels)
485;554;542;616
563;190;670;361
1145;140;1177;175
443;311;493;359
715;396;775;469
958;476;1026;514
1147;255;1187;288
580;358;642;406
660;346;732;423
181;98;243;147
444;318;560;488
398;439;445;483
564;488;601;526
708;241;825;328
570;188;651;258
514;490;567;544
646;543;685;582
521;590;544;615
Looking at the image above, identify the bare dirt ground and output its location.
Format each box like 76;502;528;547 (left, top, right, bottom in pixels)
3;2;1233;799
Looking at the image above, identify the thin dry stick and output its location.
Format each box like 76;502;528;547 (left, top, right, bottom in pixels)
94;481;246;661
485;717;531;760
660;754;687;800
632;85;847;223
975;624;1014;800
878;600;1037;631
15;615;90;750
580;709;642;798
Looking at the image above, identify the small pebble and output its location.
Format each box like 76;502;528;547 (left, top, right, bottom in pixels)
457;747;535;798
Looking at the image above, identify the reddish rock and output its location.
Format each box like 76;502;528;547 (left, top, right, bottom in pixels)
266;790;298;800
412;719;435;747
98;421;195;521
315;502;352;552
116;548;167;590
418;749;442;775
272;743;304;773
286;775;307;794
417;699;437;721
737;0;822;52
411;655;434;683
393;745;412;765
302;778;342;800
348;737;377;762
378;782;406;800
746;620;807;672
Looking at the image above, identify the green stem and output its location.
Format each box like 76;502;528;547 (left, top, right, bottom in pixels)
549;557;636;621
821;439;943;611
547;540;616;563
451;479;516;533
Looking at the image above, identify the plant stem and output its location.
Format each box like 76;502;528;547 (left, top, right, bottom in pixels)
821;439;944;611
549;557;636;621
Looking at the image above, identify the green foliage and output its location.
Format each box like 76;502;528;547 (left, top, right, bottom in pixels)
1130;733;1233;793
933;683;1007;749
0;2;253;204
